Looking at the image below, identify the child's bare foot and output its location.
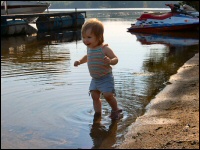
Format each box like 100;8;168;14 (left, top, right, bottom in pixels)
109;109;123;120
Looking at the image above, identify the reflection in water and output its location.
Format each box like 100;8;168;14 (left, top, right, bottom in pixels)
1;29;82;78
90;113;118;149
127;31;199;103
131;31;199;47
1;29;81;60
1;35;44;62
37;29;81;44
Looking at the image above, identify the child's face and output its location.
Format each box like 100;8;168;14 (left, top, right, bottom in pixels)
82;28;99;49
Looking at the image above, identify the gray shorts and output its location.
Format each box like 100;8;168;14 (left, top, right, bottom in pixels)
89;73;116;94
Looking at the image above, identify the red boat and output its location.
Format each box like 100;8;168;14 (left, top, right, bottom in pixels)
128;4;199;33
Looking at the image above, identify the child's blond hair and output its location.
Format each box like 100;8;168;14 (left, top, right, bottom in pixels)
81;18;104;45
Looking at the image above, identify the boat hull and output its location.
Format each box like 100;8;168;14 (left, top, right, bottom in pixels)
1;6;49;15
1;1;50;14
128;23;199;33
1;20;28;36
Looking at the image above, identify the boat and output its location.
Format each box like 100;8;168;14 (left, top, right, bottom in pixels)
1;17;38;36
182;4;199;18
1;1;50;15
127;3;199;33
1;1;51;22
1;20;27;36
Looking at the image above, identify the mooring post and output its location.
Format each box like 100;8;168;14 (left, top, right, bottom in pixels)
75;8;77;30
5;1;8;15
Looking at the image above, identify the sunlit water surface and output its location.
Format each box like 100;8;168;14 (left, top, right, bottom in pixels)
1;9;199;149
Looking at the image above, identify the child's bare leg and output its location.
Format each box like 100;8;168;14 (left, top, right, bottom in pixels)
91;90;102;114
103;92;119;111
104;92;122;120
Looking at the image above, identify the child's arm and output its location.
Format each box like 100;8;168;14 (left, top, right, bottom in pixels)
74;55;87;67
103;47;118;65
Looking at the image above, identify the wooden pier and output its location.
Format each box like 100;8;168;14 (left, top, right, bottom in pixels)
1;11;87;36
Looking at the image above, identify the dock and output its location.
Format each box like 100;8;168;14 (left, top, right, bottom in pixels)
1;11;87;20
1;11;87;36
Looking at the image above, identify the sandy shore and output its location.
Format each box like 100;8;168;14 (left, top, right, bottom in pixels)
117;53;199;149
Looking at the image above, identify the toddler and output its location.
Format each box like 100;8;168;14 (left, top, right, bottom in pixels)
74;18;122;120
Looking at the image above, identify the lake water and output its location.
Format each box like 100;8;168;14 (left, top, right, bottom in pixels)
1;9;199;149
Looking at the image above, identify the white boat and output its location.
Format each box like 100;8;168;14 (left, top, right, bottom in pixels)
1;1;50;15
1;1;51;23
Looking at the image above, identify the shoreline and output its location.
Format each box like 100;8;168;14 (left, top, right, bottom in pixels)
117;53;199;149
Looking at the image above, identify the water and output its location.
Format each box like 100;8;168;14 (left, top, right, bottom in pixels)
1;9;199;149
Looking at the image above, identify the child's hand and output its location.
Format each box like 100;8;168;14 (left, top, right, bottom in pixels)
74;61;80;67
104;56;111;64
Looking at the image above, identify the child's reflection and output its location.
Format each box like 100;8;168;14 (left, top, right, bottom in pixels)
90;113;118;149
